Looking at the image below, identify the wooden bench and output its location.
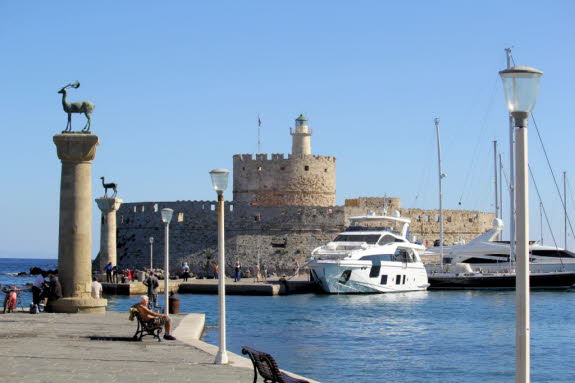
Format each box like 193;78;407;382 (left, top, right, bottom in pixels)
130;308;163;342
241;346;310;383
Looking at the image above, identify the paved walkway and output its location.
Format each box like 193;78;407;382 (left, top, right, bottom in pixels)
0;312;253;383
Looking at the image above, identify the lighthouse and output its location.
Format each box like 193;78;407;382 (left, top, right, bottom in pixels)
290;114;312;155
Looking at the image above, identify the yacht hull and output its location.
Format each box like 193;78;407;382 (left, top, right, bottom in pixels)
309;260;429;294
428;271;575;290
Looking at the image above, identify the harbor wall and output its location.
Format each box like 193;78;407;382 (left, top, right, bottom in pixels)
109;198;493;276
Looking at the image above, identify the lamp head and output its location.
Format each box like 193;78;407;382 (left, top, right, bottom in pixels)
209;168;230;194
161;208;174;224
499;65;543;127
149;236;154;244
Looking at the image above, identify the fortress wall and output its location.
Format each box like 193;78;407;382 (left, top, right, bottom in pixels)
115;201;345;276
403;208;495;246
233;154;336;207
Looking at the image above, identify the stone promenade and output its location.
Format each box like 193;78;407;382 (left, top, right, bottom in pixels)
0;312;254;383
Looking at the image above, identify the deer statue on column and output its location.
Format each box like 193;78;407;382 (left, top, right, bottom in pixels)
58;81;95;132
100;177;118;197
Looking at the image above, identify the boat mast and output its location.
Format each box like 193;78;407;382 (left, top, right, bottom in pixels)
506;47;516;264
564;171;567;249
494;140;500;239
499;152;504;239
435;118;444;270
540;201;544;245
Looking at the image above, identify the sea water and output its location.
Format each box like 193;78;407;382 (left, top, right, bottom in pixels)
3;258;575;383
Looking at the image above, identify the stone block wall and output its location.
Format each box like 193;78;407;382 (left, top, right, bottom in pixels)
114;201;345;276
232;153;336;207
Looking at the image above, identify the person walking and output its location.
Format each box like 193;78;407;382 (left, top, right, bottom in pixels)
143;271;159;310
213;262;219;280
234;260;242;282
91;276;103;299
105;262;113;283
253;264;261;283
181;262;190;282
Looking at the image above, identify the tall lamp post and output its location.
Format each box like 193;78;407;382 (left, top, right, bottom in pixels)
499;65;543;383
161;208;173;315
210;168;230;365
149;236;154;271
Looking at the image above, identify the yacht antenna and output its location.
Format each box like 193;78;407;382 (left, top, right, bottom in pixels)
506;48;516;264
435;117;445;270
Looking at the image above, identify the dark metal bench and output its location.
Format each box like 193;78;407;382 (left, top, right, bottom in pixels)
130;308;163;342
241;346;310;383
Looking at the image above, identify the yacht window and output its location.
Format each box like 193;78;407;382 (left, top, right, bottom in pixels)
338;270;352;284
369;265;381;278
395;275;401;285
531;249;575;258
360;254;394;262
377;235;395;245
393;248;415;263
333;234;381;244
464;257;503;264
380;275;388;285
402;275;406;284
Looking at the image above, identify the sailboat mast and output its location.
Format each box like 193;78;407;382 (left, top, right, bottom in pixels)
506;47;516;264
499;153;504;239
564;171;567;249
435;118;444;270
493;140;500;240
540;201;544;245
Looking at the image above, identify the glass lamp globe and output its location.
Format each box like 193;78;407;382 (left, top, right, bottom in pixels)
499;66;543;115
209;168;230;193
149;236;154;244
161;208;174;224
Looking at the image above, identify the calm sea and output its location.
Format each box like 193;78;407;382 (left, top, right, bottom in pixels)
3;258;575;383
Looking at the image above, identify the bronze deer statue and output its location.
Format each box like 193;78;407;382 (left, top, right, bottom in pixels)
58;81;95;132
101;177;118;197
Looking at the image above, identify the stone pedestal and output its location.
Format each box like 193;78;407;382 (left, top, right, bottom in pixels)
51;133;107;313
96;197;122;271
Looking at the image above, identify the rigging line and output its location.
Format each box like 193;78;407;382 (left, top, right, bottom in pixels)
510;52;575;243
567;178;575;218
529;165;559;249
458;75;499;206
530;113;575;240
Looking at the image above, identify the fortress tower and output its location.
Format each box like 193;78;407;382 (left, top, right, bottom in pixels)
233;114;336;206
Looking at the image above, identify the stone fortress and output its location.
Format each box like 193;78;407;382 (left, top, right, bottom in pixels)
112;115;494;276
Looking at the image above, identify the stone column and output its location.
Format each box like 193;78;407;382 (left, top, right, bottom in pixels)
95;197;122;271
50;133;107;313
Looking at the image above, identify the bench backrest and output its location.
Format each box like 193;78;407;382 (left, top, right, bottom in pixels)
242;346;282;382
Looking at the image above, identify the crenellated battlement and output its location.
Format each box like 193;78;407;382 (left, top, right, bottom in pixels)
233;153;336;162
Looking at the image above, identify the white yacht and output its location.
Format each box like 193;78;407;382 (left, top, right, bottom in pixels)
308;213;429;294
426;218;575;274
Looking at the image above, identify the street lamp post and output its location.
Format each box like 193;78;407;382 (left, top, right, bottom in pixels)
149;236;154;271
499;65;543;383
210;168;230;365
161;208;173;315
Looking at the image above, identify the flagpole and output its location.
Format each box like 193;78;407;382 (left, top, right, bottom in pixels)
257;114;261;154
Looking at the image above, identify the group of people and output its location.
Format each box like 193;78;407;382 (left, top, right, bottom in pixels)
30;267;62;312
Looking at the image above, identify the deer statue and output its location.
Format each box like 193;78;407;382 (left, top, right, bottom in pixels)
58;81;95;132
100;177;118;197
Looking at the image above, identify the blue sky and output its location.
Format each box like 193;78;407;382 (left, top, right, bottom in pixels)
1;1;574;258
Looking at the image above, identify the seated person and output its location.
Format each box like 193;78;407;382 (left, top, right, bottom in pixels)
131;295;176;340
